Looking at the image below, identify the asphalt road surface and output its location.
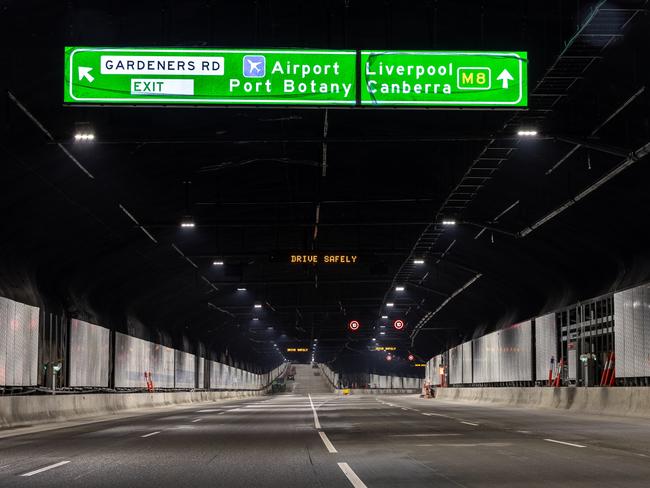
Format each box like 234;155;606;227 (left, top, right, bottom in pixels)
1;391;650;487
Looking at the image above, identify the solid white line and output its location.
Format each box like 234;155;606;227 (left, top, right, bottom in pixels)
308;394;321;429
401;407;409;411
141;431;161;438
338;462;368;488
20;461;70;477
422;412;451;418
544;438;586;448
461;421;479;426
192;418;202;423
318;431;338;453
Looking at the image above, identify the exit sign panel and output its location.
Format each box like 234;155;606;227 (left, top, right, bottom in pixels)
64;47;356;105
360;51;527;107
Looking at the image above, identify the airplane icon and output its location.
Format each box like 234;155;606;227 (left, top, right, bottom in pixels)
243;55;265;78
247;59;262;74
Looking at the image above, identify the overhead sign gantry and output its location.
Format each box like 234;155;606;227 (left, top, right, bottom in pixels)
64;47;527;107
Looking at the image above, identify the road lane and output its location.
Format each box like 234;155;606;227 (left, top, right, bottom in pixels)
1;392;650;487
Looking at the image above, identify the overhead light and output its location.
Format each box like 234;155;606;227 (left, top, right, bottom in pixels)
252;317;259;321
314;339;318;342
517;130;538;137
413;259;425;265
380;331;386;335
381;315;388;319
73;122;95;142
441;219;456;226
236;287;247;291
213;260;224;266
254;303;262;309
372;338;376;341
395;286;405;291
74;132;95;141
386;303;394;307
180;216;195;228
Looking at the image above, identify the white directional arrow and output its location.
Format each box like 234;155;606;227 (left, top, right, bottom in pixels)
496;69;514;89
78;66;94;83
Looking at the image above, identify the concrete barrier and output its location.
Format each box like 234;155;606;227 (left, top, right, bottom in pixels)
434;387;650;418
0;390;266;429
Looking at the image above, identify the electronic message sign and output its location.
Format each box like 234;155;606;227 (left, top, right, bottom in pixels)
64;47;356;105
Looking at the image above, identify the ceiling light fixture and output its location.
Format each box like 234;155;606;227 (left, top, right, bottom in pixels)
236;287;246;291
74;133;95;141
180;216;195;228
213;260;224;266
517;130;538;137
441;219;456;226
386;303;394;307
413;259;425;265
395;286;405;291
254;304;262;309
73;122;95;142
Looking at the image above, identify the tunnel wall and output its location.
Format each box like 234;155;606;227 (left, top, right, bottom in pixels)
434;386;650;418
426;282;650;388
0;293;285;392
0;390;267;429
319;364;422;393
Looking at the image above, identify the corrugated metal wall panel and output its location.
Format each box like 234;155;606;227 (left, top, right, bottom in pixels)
614;290;626;377
449;345;462;385
461;341;472;384
500;321;533;382
430;354;443;385
174;350;195;388
615;285;650;378
0;297;39;386
197;357;205;388
115;333;175;388
69;319;110;387
153;344;175;388
535;313;557;382
472;335;486;383
114;333;145;388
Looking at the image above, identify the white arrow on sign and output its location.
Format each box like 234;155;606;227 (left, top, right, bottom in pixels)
496;69;514;89
78;66;94;83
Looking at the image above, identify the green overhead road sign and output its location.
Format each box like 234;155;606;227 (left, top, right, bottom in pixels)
64;48;528;108
64;47;357;105
360;51;528;107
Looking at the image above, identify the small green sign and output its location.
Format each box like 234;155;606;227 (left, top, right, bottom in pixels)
64;47;357;105
360;51;527;107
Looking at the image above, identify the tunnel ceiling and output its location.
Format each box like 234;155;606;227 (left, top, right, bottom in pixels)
1;0;650;367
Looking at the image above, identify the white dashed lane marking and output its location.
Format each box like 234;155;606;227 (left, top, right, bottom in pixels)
141;431;161;438
544;438;586;448
20;461;71;477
